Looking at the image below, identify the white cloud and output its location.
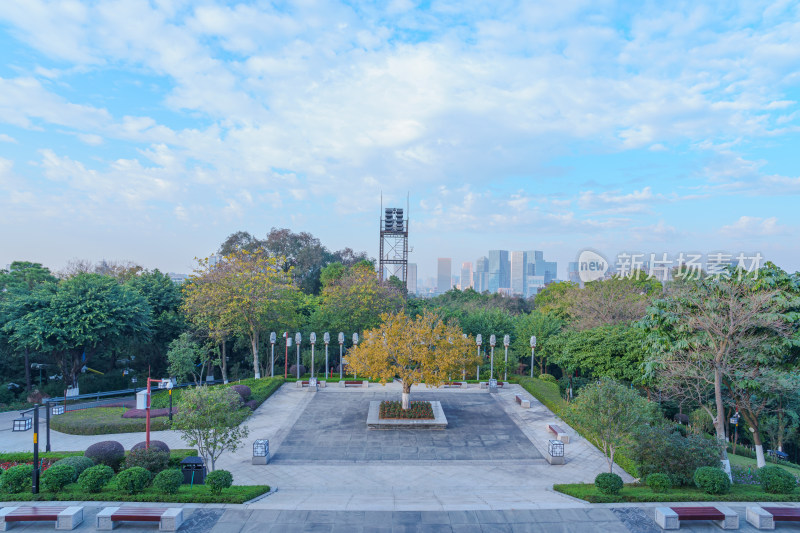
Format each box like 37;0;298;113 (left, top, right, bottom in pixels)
720;216;787;237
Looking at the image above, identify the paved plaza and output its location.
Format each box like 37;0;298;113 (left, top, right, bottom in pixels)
2;382;798;531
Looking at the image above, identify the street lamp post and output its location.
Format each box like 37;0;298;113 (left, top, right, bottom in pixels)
476;334;482;381
324;332;330;378
338;332;344;379
270;332;276;378
529;336;537;377
503;334;510;381
489;335;496;380
352;333;359;380
309;333;317;378
295;332;302;379
284;332;291;379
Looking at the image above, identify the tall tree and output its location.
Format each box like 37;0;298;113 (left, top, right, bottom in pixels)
511;311;564;375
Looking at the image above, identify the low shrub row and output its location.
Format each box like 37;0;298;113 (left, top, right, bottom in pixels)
149;377;284;411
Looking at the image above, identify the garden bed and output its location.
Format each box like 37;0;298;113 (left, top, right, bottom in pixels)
379;400;434;420
554;482;800;503
49;407;173;435
0;483;270;504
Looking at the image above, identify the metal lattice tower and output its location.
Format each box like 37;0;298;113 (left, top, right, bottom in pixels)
379;206;409;286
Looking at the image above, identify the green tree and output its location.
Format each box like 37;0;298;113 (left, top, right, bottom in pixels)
548;325;647;384
167;332;209;385
172;386;250;470
571;380;660;473
511;311;564;375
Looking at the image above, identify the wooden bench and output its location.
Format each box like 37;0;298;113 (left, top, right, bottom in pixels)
747;506;800;529
479;381;508;389
655;506;738;530
547;423;569;443
442;381;465;388
96;507;183;531
338;380;368;388
0;506;83;531
515;394;531;408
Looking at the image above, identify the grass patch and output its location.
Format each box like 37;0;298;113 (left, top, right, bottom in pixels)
729;452;800;477
50;407;173;435
1;483;269;504
554;482;800;503
149;377;284;409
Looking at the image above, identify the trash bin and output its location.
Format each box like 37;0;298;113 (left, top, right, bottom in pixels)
180;456;206;485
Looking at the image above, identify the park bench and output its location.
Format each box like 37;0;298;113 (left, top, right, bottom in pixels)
479;381;508;389
655;506;738;530
339;380;368;388
767;449;789;461
295;380;326;388
96;507;183;531
515;394;531;408
442;382;465;388
747;506;800;529
0;506;83;530
547;423;569;443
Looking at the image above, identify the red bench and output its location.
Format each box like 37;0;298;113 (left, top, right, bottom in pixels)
764;507;800;521
515;394;531;408
656;506;738;529
547;423;569;443
96;507;183;531
748;506;800;528
442;381;464;388
0;506;83;530
339;380;368;388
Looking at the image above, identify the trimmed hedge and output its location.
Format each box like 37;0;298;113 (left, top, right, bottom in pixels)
115;466;152;494
85;440;125;470
0;484;270;504
52;456;95;481
40;464;75;492
759;465;797;494
153;469;183;495
206;470;233;494
78;465;115;493
150;378;284;410
554;482;800;503
1;465;34;493
595;473;623;495
123;449;169;474
694;466;731;495
646;473;672;493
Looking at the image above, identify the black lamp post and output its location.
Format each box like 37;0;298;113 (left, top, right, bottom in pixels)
14;405;40;493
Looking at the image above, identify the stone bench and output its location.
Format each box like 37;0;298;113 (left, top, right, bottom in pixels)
479;381;508;389
515;394;531;408
655;506;738;530
295;380;326;388
747;506;800;529
547;423;569;444
0;506;83;531
96;507;183;531
339;380;368;388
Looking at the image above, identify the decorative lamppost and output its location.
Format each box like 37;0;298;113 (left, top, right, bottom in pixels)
475;334;482;381
295;332;302;379
503;334;510;381
338;332;344;379
529;336;537;377
13;406;39;493
489;334;496;380
324;332;330;378
284;332;292;378
269;332;276;378
352;333;359;379
309;332;317;378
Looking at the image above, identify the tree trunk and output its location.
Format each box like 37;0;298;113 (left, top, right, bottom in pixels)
713;366;732;478
24;349;31;392
251;329;261;379
221;339;229;384
740;409;766;468
402;382;411;410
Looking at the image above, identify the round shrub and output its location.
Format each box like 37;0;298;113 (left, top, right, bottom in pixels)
538;373;557;384
115;466;152;494
124;449;169;474
52;456;95;481
85;440;125;470
1;464;33;494
131;440;170;453
245;400;259;411
694;466;731;495
231;385;251;399
77;464;115;493
41;464;76;493
646;473;672;493
206;470;233;494
594;472;623;495
758;466;797;494
152;469;183;495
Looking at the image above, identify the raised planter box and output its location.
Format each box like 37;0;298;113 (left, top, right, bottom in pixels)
366;401;447;430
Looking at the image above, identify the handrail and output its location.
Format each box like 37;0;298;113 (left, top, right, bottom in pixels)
43;379;224;405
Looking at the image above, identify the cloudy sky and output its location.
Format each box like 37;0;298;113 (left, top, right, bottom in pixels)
1;1;798;281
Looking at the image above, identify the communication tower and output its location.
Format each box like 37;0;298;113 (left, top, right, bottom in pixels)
379;198;409;286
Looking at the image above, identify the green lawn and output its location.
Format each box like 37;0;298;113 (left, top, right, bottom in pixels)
50;407;173;435
729;453;800;477
554;482;800;503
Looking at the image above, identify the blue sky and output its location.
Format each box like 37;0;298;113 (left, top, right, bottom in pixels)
1;0;799;281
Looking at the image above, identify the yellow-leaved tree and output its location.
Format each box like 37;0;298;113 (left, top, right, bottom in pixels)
348;311;478;409
183;250;300;379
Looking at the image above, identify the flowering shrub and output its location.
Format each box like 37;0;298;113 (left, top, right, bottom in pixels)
731;465;760;485
379;401;434;420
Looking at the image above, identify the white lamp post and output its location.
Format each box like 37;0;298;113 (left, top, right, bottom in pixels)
309;332;317;378
338;332;344;379
352;333;359;380
489;334;496;380
324;332;330;379
530;336;537;377
295;332;302;379
476;334;482;381
503;334;510;381
269;332;276;378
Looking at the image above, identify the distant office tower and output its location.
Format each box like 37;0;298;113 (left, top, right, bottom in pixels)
488;250;510;293
437;258;452;294
527;276;545;296
473;256;489;293
567;262;580;284
460;262;473;290
510;251;527;296
527;250;557;284
407;263;418;295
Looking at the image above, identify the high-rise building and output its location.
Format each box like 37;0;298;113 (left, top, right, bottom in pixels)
567;262;580;284
473;256;489;293
407;263;418;295
488;250;510;293
460;262;473;290
437;258;452;294
510;251;527;296
527;250;558;284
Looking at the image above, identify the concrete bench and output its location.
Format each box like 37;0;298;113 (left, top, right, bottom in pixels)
442;382;466;388
747;506;800;529
96;507;183;531
339;380;368;388
547;423;569;444
515;394;531;408
295;380;326;388
0;506;83;531
655;506;738;530
479;381;508;389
